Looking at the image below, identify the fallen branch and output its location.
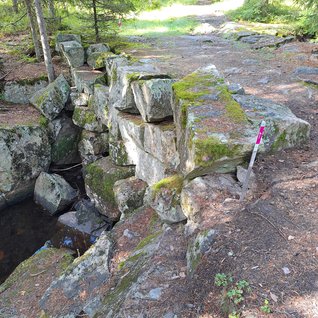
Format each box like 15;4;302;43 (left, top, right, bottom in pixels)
30;269;47;277
246;207;288;241
51;163;83;172
0;69;13;80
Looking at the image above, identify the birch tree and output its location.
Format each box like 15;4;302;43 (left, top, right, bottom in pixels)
24;0;42;61
34;0;55;82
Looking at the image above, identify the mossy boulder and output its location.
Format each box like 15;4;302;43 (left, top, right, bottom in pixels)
39;233;113;317
84;157;135;220
109;63;169;114
93;84;109;126
0;248;74;317
30;74;70;120
172;65;310;178
113;176;147;216
49;113;81;165
72;105;105;132
4;77;48;104
55;33;81;52
146;175;186;223
87;51;114;70
0;123;51;209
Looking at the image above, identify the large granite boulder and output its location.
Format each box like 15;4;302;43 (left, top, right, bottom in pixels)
0;248;74;318
55;33;81;52
172;65;311;178
4;77;48;104
0;108;51;208
49;113;81;165
30;74;70;120
34;172;78;215
131;78;174;122
60;40;85;68
84;157;135;220
86;44;111;69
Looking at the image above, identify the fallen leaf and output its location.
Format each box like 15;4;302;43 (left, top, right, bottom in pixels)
270;292;278;303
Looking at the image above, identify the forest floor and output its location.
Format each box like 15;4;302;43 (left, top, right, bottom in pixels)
0;1;318;317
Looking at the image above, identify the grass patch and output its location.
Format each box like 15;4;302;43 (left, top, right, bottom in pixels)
120;16;198;37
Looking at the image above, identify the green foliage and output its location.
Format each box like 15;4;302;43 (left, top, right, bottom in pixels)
260;299;272;314
228;0;298;23
214;273;251;317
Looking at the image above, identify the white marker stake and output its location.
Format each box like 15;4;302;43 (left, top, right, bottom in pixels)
240;120;266;201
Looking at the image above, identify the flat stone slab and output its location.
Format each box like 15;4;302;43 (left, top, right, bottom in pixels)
172;64;310;178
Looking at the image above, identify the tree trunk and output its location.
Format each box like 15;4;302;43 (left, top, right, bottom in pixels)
34;0;55;83
48;0;55;19
92;0;100;42
12;0;18;13
24;0;41;62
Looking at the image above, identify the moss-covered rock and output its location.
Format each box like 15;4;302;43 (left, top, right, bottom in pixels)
84;157;135;220
30;74;70;120
0;248;74;317
0;123;51;208
172;65;310;178
4;77;48;104
72;105;105;132
49;113;81;165
146;175;186;224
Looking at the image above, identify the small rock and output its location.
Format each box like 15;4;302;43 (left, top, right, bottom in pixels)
148;288;162;300
282;267;291;275
257;77;270;84
293;66;318;75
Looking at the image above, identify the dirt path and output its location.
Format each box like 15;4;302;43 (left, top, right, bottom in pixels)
123;6;318;318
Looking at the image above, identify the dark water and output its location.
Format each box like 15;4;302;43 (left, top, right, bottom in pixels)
0;167;93;284
0;199;58;284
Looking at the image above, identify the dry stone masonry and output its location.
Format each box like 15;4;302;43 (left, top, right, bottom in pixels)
0;32;312;318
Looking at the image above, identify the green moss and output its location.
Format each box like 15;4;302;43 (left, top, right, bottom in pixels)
271;130;287;151
217;85;248;123
118;252;145;270
135;231;162;251
85;163;116;205
194;136;241;166
173;72;224;128
0;248;73;294
107;39;150;54
39;116;49;128
151;175;184;196
73;107;97;126
51;134;79;163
